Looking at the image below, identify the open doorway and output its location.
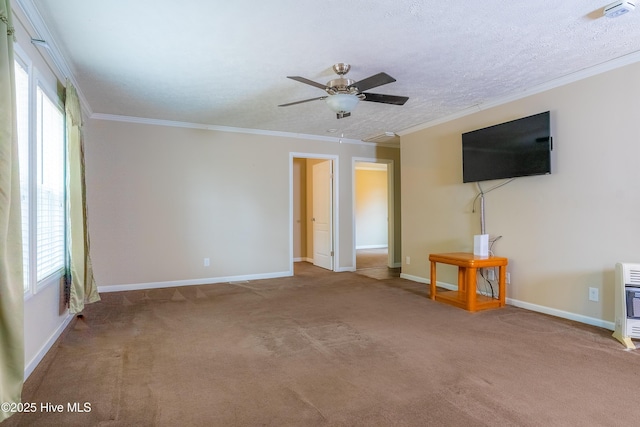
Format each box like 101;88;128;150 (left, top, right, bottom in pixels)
291;154;337;274
353;159;398;278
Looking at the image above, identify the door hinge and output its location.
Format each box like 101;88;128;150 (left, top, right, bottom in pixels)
330;251;334;256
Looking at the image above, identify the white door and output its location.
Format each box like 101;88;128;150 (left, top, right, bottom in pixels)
312;160;333;270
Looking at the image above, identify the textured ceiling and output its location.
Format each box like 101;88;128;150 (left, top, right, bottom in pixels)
17;0;640;142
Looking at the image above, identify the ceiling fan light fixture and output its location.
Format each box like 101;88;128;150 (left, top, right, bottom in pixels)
280;63;408;119
325;93;360;115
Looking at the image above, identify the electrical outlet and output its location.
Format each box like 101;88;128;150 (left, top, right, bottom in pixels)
204;258;210;267
589;287;599;302
506;273;511;284
487;269;495;281
406;256;411;265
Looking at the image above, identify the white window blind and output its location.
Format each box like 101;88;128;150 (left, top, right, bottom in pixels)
14;60;30;291
36;86;66;282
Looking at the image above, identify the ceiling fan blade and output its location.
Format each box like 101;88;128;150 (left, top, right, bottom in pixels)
278;96;327;107
350;72;396;92
362;93;409;105
286;76;328;90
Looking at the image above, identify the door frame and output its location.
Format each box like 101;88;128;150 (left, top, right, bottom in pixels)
352;157;396;269
290;152;339;274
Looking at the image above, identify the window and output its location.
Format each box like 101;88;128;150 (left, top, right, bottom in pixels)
36;87;66;281
15;55;67;294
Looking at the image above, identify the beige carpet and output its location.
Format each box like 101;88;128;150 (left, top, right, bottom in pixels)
355;248;400;280
355;248;388;269
6;262;640;426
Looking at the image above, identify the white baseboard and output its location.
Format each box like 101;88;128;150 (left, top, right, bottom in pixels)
356;245;388;250
400;273;456;291
296;258;395;271
400;274;615;331
507;298;615;331
293;258;354;272
24;313;74;380
98;270;293;293
400;273;428;283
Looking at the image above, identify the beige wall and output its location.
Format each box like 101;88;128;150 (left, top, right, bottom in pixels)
400;61;640;327
355;168;388;248
84;119;401;287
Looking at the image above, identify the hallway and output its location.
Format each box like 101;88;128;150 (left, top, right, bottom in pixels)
355;248;400;280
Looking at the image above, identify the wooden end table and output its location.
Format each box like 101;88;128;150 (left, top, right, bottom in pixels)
429;252;508;312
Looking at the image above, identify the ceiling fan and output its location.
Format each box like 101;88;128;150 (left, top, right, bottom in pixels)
278;63;409;119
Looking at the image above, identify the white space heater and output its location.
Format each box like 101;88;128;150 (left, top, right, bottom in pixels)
613;262;640;349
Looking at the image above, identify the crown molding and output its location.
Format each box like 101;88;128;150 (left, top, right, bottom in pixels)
397;49;640;136
24;0;635;144
90;113;376;145
13;0;93;117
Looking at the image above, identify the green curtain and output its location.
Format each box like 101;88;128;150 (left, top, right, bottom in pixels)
0;0;25;422
66;80;100;314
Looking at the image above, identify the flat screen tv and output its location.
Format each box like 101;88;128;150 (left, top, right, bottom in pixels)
462;111;552;183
